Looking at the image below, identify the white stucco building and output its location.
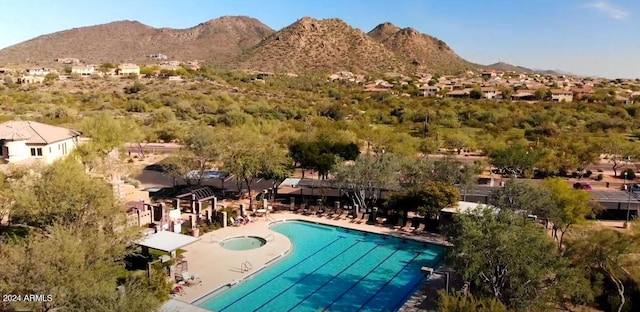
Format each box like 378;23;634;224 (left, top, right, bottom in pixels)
71;65;95;75
117;63;140;75
0;121;81;165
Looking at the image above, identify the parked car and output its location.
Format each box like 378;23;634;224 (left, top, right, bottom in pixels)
573;182;593;191
630;183;640;193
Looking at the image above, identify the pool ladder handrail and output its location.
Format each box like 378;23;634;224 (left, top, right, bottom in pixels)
266;214;276;222
240;261;254;273
210;234;223;244
265;234;275;242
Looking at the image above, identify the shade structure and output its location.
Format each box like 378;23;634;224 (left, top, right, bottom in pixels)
137;231;201;253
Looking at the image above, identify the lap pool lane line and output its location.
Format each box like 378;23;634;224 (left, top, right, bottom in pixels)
281;242;381;311
319;248;403;312
252;240;376;312
216;236;345;312
355;252;424;312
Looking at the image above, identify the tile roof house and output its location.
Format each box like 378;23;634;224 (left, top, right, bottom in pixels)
550;89;573;102
512;90;537;101
480;87;498;99
117;63;140;76
71;65;95;76
446;88;472;98
0;121;81;164
419;85;440;97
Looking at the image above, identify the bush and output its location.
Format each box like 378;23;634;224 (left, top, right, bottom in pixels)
596;174;604;181
622;168;636;179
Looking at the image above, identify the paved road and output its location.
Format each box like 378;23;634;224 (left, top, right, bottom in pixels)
127;143;626;174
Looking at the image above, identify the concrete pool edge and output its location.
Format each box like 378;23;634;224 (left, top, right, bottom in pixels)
267;218;452;248
189;225;294;305
161;213;451;311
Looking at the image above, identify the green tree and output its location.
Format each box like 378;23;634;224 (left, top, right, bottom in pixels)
599;135;638;178
182;125;222;185
489;180;554;217
10;159;121;230
544;178;596;250
99;62;116;73
0;225;164;312
219;126;291;208
566;228;640;312
334;153;401;212
386;181;459;222
488;144;545;177
458;163;479;201
534;87;551;101
437;291;509;312
432;156;462;185
443;133;474;155
448;208;587;310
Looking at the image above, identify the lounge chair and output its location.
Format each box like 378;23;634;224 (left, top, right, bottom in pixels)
331;208;343;219
229;217;240;227
296;203;307;214
356;212;368;224
181;272;202;287
401;219;415;232
305;206;317;216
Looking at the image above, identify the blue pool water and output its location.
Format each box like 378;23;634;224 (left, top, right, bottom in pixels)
196;220;445;312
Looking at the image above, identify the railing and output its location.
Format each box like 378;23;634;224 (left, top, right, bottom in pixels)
210;234;223;244
266;214;276;222
265;234;275;242
240;261;254;273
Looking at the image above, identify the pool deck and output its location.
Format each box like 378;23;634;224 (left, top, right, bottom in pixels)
166;211;450;310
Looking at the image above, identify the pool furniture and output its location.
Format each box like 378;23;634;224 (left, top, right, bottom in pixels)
182;272;202;287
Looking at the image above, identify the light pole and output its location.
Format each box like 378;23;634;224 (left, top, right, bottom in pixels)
624;156;632;228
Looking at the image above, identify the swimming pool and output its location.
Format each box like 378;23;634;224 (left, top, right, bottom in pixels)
195;220;445;312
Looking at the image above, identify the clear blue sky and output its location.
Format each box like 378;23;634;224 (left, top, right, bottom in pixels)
1;0;638;78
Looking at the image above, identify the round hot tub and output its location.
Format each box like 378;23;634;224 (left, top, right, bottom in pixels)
220;236;267;251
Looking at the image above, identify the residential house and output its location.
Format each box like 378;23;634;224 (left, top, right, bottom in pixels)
26;67;51;76
614;95;630;104
17;76;45;84
0;121;81;164
419;85;440;97
148;53;168;60
512;90;537;101
71;65;95;76
480;87;498;99
117;63;140;75
364;80;395;92
550;89;573;102
0;68;8;74
571;87;595;100
446;88;472;98
481;71;496;79
56;58;80;64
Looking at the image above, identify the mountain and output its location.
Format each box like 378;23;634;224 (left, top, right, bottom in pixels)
236;17;407;74
487;62;572;76
367;22;401;42
0;16;479;74
486;62;534;73
0;16;274;65
368;22;476;73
